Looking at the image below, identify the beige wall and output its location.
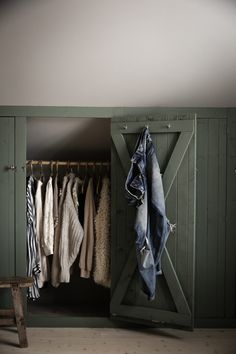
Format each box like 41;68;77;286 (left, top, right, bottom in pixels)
0;0;236;106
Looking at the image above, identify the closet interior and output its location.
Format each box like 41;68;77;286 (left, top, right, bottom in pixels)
26;117;111;318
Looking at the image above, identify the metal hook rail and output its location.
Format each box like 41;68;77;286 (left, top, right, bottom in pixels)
26;160;110;167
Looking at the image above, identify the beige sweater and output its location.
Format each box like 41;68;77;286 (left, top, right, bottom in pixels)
94;177;111;288
51;175;68;287
79;177;96;278
59;174;84;283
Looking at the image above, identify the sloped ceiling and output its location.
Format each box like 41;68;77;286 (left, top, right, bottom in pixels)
27;118;111;161
0;0;236;106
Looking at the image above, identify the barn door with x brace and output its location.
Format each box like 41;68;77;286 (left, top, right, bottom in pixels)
110;115;196;328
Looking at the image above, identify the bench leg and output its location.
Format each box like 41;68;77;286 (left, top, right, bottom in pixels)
11;285;28;348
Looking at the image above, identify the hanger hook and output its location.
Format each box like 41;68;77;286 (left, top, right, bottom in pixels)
70;161;73;173
39;161;43;180
30;161;33;175
50;161;54;177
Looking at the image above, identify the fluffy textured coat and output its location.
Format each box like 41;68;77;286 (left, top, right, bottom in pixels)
94;176;111;288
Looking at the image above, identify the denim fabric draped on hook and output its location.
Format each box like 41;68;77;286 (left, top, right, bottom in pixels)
125;127;174;300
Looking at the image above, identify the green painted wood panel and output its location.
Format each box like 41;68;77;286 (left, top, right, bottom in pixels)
195;118;227;319
15;117;27;276
0;118;15;276
225;109;236;319
0;118;15;307
111;116;196;328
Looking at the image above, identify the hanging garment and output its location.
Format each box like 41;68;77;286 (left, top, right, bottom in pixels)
72;176;82;214
53;175;59;229
35;179;50;288
26;176;41;300
94;176;111;288
79;177;96;278
42;176;54;256
59;174;84;283
51;175;68;287
125;127;175;301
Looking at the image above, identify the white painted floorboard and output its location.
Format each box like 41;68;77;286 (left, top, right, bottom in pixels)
0;328;235;354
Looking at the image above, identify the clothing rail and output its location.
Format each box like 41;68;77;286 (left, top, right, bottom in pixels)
26;160;110;166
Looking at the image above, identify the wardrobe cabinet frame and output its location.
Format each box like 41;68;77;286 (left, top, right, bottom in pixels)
0;107;235;328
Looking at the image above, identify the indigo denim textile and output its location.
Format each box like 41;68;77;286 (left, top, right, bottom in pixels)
125;127;173;300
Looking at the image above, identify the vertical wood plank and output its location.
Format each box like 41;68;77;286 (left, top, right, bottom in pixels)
15;117;26;276
187;116;197;328
176;140;189;302
225;111;236;318
216;119;226;316
207;119;220;317
0;118;15;276
0;118;14;308
195;119;209;318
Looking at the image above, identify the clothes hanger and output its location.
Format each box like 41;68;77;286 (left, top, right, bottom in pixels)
65;161;70;176
56;161;59;177
81;162;88;194
50;161;54;178
39;161;44;182
96;163;103;195
69;161;73;174
30;161;34;176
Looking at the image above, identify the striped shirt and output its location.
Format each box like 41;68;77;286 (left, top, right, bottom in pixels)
26;176;41;300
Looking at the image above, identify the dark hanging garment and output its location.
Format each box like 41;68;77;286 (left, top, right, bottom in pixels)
26;176;41;300
125;127;175;300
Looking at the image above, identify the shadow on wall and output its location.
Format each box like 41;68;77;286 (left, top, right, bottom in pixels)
27;117;111;161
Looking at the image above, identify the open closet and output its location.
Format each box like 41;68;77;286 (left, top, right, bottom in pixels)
0;111;200;328
26;117;111;319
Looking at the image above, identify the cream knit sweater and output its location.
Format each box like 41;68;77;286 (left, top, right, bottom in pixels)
59;174;84;283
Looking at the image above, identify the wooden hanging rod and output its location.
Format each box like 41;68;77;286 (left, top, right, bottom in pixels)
26;160;110;166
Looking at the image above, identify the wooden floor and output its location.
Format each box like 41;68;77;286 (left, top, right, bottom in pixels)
0;327;235;354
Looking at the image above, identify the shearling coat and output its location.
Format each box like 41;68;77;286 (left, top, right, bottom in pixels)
94;176;111;288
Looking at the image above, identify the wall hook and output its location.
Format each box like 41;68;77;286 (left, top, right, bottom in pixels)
123;124;128;130
167;123;171;129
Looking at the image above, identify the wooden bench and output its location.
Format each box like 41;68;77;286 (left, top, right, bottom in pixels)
0;276;33;348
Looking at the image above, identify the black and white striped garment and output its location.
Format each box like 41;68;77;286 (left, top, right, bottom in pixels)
26;176;41;300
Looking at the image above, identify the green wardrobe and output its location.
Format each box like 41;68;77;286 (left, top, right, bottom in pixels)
0;107;235;328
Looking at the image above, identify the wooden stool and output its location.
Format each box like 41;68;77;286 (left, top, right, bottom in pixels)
0;276;33;348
